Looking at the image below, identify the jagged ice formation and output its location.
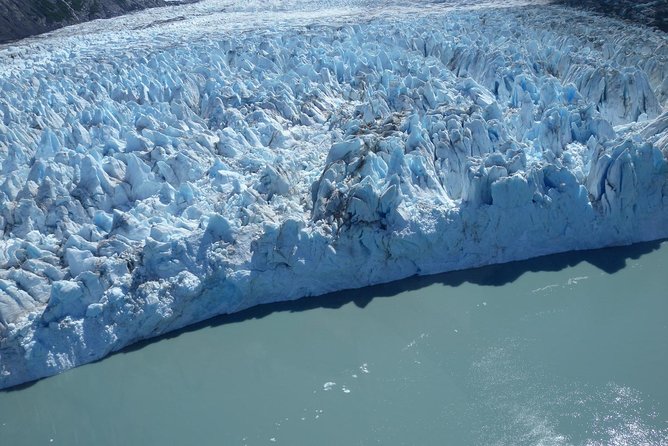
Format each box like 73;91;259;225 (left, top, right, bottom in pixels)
0;0;667;388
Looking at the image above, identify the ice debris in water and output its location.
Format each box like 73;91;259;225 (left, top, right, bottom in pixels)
0;0;667;388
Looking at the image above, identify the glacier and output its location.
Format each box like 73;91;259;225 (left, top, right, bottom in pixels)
0;0;667;388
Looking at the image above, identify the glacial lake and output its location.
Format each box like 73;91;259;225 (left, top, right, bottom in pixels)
1;241;667;445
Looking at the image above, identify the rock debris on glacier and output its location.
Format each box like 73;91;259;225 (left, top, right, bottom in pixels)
0;0;667;387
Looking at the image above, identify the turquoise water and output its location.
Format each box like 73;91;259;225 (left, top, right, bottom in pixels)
1;241;667;445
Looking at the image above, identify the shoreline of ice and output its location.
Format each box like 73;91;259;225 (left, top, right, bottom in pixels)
1;0;667;388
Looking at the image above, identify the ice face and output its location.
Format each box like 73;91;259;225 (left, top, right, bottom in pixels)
0;0;667;388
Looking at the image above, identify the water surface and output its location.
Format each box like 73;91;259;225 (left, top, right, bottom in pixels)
1;241;667;445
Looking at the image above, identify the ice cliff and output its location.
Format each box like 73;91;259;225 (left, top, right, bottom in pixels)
0;0;667;388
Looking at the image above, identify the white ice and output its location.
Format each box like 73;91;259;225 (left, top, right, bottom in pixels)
0;0;667;388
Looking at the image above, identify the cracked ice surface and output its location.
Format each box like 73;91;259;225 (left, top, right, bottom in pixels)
0;0;667;388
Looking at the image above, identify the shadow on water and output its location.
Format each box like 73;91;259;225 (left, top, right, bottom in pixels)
1;380;38;393
119;239;664;354
1;239;663;393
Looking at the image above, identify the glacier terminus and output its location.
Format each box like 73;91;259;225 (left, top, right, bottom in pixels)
0;0;667;388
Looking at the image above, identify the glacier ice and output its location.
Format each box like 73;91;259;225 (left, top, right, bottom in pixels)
0;0;667;388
